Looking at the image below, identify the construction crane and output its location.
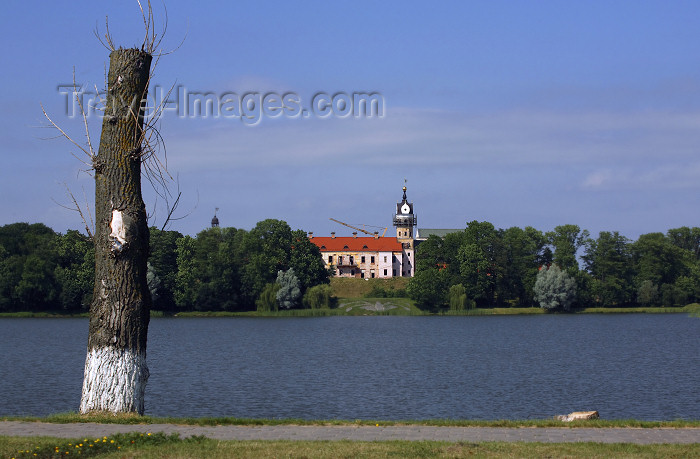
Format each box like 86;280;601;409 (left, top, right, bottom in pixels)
329;218;388;237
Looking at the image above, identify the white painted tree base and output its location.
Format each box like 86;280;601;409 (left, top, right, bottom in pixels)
79;347;149;414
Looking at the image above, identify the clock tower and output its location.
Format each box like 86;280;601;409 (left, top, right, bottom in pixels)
392;185;417;276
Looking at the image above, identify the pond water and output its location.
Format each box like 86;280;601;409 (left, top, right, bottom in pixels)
1;314;698;420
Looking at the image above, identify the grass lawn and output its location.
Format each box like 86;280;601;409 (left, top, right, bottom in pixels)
2;434;699;458
3;415;699;457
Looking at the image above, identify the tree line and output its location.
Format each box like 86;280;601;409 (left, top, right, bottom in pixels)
0;219;330;313
407;221;700;310
3;219;699;313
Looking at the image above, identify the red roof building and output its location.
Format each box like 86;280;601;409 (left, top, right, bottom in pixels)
309;234;409;278
309;185;417;278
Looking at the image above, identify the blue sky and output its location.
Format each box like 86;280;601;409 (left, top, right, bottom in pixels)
2;1;700;240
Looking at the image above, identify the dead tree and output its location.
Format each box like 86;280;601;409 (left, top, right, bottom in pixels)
79;48;153;415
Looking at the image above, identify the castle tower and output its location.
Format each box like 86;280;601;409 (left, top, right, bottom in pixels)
393;185;417;248
392;185;417;276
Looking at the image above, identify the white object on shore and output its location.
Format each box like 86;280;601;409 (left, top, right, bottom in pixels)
556;411;600;422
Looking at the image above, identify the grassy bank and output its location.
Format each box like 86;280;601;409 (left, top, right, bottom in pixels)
330;277;409;298
3;434;698;459
4;413;700;428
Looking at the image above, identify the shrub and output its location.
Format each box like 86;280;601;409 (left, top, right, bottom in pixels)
533;264;576;311
276;268;301;309
256;283;280;312
637;280;659;306
302;284;334;309
448;283;474;311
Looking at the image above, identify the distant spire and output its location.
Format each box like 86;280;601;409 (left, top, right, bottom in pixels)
211;207;220;228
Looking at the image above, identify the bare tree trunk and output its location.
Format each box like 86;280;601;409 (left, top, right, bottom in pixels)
80;48;152;415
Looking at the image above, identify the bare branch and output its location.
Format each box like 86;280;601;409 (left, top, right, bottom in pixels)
73;70;97;160
41;103;94;160
94;15;116;52
53;183;95;239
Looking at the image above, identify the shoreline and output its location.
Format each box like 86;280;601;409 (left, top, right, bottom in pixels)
1;303;698;318
3;414;699;428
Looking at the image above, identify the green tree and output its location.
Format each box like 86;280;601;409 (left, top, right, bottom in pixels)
414;232;464;291
498;226;547;306
546;224;590;273
582;231;633;306
666;226;700;260
458;221;501;306
632;232;689;287
533;264;576;311
149;228;183;311
0;223;60;311
54;230;94;311
415;234;448;272
14;254;58;311
289;229;329;292
0;244;10;311
174;235;197;310
407;267;449;309
241;219;293;305
174;227;244;312
0;251;21;312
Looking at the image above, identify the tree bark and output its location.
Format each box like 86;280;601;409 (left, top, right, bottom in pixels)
80;48;152;415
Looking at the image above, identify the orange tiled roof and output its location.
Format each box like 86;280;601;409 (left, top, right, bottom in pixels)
310;236;403;252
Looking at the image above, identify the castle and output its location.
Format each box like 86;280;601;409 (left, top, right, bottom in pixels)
309;186;417;278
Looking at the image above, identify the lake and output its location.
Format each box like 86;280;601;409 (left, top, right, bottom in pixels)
1;314;698;420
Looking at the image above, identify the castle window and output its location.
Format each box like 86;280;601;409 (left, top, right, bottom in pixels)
384;269;387;276
349;256;354;264
371;256;375;263
328;255;333;263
